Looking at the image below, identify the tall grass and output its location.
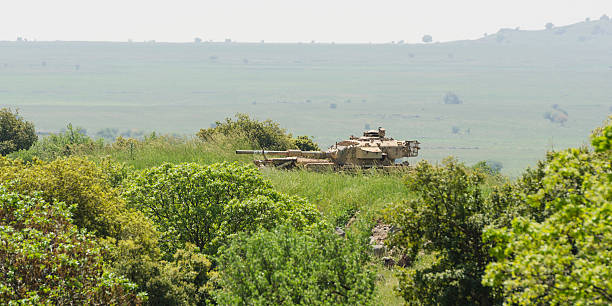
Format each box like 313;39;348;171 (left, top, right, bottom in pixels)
76;134;254;169
262;169;411;225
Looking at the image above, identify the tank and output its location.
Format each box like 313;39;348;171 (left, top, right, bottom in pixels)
236;127;420;170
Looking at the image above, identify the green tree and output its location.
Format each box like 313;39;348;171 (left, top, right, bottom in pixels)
385;158;502;305
124;162;321;255
215;224;376;305
483;120;612;305
293;135;320;151
197;113;296;150
0;108;37;155
0;186;143;304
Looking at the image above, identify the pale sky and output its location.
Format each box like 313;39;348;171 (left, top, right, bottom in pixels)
1;0;611;43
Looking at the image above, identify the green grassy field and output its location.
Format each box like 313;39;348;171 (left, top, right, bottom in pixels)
2;19;612;175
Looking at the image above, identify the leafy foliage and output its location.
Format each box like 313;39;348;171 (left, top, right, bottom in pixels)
385;158;501;305
0;108;37;155
0;156;126;236
10;123;103;161
124;162;321;255
146;244;215;306
197;113;296;150
293;135;320;151
0;186;143;304
483;121;612;304
0;155;221;305
591;118;612;152
473;160;503;175
215;224;376;305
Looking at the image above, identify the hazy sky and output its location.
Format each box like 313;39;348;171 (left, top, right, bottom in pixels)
2;0;611;43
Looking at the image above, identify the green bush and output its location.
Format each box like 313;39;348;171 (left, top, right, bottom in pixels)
0;156;220;305
0;156;126;236
0;156;176;303
483;120;612;305
197;113;296;150
0;108;37;155
215;224;376;305
0;186;143;304
293;135;320;151
385;158;502;305
10;123;102;161
145;244;215;306
123;162;321;255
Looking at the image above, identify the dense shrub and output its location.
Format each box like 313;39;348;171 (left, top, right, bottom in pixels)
385;158;502;305
483;119;612;304
0;156;125;236
197;113;295;150
215;224;376;305
145;244;215;305
10;123;103;161
0;156;219;305
124;162;321;255
0;108;37;155
293;135;320;151
0;186;143;304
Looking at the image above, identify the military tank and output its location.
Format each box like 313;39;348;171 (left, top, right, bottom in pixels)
236;127;420;170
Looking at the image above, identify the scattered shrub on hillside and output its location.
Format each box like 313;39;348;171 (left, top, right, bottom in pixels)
293;135;320;151
0;186;143;304
444;92;463;104
124;162;321;255
10;123;103;161
543;104;569;126
385;158;503;305
0;108;37;155
483;118;612;304
197;113;295;150
215;224;376;305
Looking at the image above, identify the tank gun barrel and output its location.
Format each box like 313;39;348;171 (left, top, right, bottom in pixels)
236;149;329;158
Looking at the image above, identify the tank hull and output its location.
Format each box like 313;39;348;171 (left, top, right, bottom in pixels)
237;127;420;171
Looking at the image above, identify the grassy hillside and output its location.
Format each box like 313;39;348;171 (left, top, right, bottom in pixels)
59;135;414;304
2;19;611;174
